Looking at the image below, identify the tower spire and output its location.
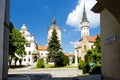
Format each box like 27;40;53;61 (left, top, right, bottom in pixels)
81;3;88;22
51;17;57;25
80;2;90;38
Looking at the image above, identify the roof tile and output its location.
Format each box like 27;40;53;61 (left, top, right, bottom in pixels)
86;36;97;42
38;46;47;51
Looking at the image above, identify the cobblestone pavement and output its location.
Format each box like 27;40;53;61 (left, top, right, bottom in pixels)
8;68;101;80
9;68;79;77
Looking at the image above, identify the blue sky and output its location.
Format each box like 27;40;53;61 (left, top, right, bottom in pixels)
10;0;100;53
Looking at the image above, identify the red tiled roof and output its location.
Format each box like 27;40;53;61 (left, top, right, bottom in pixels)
75;46;81;49
38;46;47;51
86;36;97;42
65;53;75;57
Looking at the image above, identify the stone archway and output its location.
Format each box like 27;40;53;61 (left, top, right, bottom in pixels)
92;1;120;80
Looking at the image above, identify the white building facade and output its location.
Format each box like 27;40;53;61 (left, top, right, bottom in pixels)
20;24;38;65
38;46;48;63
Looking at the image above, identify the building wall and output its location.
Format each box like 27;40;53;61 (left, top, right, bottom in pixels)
0;0;10;79
81;27;89;37
75;36;95;61
0;0;5;79
23;41;37;65
101;9;120;80
20;26;37;65
39;50;48;63
80;37;90;60
89;43;94;49
48;28;61;44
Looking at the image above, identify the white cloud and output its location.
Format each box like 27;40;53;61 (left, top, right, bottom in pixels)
66;0;99;29
70;41;79;45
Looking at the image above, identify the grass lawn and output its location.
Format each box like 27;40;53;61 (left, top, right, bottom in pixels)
9;64;78;69
60;65;77;68
45;64;54;68
77;73;89;76
38;64;78;68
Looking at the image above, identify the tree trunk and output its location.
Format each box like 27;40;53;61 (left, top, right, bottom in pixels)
19;59;22;66
14;58;18;66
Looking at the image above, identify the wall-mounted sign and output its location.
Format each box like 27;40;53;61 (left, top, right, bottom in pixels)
104;35;117;45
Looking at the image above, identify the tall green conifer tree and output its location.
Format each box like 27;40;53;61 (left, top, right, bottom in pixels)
47;28;62;66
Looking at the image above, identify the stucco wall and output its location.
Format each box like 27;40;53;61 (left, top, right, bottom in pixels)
101;9;120;80
0;0;10;80
0;0;5;79
81;36;90;60
48;28;61;44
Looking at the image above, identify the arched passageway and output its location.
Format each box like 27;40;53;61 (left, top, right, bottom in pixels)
92;0;120;80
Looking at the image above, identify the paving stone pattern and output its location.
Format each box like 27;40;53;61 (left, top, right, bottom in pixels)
8;68;100;80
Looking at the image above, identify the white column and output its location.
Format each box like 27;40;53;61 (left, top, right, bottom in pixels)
74;45;78;66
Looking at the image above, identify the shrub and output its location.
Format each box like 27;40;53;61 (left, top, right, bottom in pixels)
85;64;90;73
62;54;69;66
78;60;87;74
89;64;101;74
36;59;45;68
54;52;69;67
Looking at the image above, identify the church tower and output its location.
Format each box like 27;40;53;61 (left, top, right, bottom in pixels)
80;4;90;38
47;18;61;44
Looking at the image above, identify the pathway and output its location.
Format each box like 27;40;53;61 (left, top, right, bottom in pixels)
8;68;100;80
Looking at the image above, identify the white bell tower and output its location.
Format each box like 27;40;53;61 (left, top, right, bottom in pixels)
80;4;90;38
47;18;61;44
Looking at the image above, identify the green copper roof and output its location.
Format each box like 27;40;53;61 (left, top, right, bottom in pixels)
32;49;39;55
81;4;88;22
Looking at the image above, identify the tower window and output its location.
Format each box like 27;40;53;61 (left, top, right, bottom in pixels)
84;45;86;51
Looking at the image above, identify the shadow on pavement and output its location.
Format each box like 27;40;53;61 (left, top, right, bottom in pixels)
8;74;101;80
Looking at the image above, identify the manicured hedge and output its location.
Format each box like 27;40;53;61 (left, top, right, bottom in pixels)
36;59;45;68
